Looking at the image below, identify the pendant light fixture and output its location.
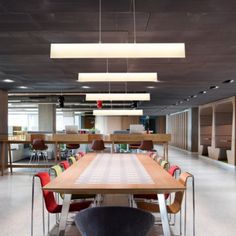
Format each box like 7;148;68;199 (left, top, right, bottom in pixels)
50;0;185;59
93;109;143;116
86;93;150;101
78;72;158;82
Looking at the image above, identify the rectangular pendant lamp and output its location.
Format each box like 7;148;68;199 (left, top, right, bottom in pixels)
78;72;158;82
50;43;185;58
86;93;150;101
93;109;143;116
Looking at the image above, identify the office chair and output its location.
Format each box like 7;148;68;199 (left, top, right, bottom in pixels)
75;206;155;236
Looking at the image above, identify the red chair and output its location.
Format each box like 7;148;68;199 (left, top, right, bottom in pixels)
59;160;70;170
134;165;181;200
31;172;92;236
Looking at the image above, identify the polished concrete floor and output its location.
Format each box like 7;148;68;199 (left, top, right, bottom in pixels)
0;147;236;236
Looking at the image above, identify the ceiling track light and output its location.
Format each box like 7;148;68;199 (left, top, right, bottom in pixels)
209;85;219;90
86;93;150;101
222;79;234;84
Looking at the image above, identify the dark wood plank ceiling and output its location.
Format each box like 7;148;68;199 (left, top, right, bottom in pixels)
0;0;236;115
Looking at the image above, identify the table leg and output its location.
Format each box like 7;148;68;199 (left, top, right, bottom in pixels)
166;143;169;161
8;143;13;174
55;142;59;163
1;142;6;176
163;143;166;160
57;194;71;236
158;193;172;236
112;142;114;153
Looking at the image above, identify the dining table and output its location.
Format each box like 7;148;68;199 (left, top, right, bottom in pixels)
43;152;185;236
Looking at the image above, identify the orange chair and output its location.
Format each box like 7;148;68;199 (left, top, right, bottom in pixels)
134;165;181;201
136;172;195;236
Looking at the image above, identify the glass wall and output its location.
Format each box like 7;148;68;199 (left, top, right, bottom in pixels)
8;111;38;132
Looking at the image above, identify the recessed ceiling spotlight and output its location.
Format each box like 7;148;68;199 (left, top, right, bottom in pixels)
3;79;14;83
18;86;28;89
199;90;207;94
209;85;219;90
81;86;91;89
222;79;234;84
184;98;190;102
146;86;155;89
179;101;183;104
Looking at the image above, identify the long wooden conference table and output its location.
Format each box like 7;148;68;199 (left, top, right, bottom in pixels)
0;133;171;176
44;153;185;236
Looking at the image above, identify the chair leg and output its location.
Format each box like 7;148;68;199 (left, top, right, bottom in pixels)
31;176;35;236
42;193;45;236
184;173;195;236
48;213;50;233
180;208;182;236
192;176;196;236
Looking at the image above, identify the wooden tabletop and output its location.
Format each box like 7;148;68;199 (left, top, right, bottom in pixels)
43;153;185;194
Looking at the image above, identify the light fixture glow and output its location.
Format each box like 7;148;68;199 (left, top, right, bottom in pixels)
18;86;28;89
3;79;14;83
50;43;185;58
78;73;158;82
81;85;91;89
93;109;143;116
86;93;150;101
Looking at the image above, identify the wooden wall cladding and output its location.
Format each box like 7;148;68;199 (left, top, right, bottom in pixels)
199;96;236;165
167;111;188;150
199;107;213;156
121;117;139;130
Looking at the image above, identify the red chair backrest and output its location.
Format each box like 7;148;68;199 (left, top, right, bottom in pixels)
60;160;70;170
35;172;60;213
168;165;181;176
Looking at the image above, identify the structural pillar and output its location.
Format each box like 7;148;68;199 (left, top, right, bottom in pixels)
38;104;56;132
38;104;56;159
0;90;8;174
188;107;199;152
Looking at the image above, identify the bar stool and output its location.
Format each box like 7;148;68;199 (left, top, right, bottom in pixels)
65;143;80;158
139;140;154;151
90;139;105;152
29;139;48;165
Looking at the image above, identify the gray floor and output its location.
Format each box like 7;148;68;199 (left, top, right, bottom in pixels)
0;147;236;236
